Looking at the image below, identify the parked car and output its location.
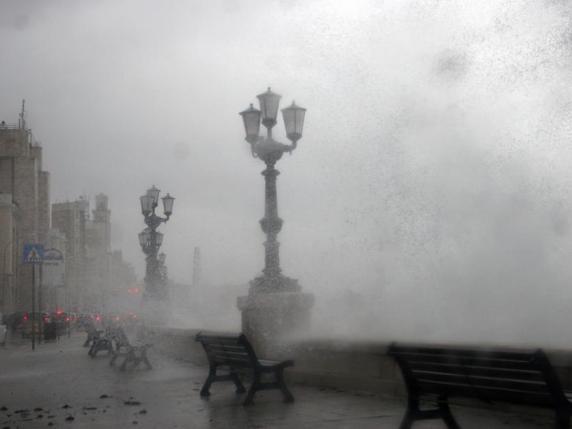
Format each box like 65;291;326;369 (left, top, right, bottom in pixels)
19;312;48;338
50;311;69;336
4;311;25;332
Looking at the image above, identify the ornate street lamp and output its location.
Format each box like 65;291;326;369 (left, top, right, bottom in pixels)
139;185;174;301
239;87;307;294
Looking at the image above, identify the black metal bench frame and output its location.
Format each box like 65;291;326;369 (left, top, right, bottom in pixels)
83;324;99;348
196;332;294;405
109;326;152;371
88;327;113;357
388;343;572;429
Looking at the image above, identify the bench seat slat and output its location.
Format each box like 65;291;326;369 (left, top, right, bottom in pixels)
408;362;544;381
208;344;249;353
212;352;250;361
210;350;249;358
392;351;535;365
214;358;252;367
417;379;553;404
390;347;537;362
413;371;551;393
402;356;537;371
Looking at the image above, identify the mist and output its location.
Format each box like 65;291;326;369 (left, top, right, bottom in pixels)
2;0;572;346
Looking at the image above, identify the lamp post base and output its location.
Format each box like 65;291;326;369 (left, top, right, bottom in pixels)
237;278;314;355
249;273;301;294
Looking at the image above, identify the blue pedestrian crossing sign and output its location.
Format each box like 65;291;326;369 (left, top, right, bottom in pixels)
22;243;44;264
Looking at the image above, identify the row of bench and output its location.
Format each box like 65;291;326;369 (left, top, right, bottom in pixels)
196;333;572;428
84;325;152;371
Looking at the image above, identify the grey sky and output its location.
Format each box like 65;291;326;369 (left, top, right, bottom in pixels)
1;0;572;342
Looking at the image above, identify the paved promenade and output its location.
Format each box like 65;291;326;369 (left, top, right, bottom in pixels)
0;335;555;428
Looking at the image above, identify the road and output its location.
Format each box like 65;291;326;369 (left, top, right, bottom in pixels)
0;334;555;428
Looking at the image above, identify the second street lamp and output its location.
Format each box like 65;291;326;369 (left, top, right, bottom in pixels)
139;185;174;302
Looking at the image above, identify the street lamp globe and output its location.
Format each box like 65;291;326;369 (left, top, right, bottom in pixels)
155;231;164;247
147;185;161;206
240;104;261;144
138;229;151;248
162;193;175;217
281;101;306;145
140;194;154;216
257;87;281;130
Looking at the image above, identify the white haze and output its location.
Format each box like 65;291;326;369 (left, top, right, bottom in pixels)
1;0;572;346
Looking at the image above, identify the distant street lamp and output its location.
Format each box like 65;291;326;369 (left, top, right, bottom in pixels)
139;186;174;301
239;88;306;294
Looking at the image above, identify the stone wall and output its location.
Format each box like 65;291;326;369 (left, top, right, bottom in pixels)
146;327;206;365
148;327;572;397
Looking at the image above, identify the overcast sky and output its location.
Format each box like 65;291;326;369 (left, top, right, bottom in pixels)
2;0;572;342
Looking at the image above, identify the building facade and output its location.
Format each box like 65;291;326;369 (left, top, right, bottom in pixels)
1;110;136;317
51;198;88;312
52;194;136;314
84;194;111;313
0;117;50;315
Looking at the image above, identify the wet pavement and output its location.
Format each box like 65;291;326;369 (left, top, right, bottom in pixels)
0;335;556;428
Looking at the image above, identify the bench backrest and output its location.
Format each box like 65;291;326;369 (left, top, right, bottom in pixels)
112;326;131;347
388;344;568;407
196;333;258;369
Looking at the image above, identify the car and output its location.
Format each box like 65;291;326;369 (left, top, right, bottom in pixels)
3;311;25;331
50;311;70;336
19;312;48;339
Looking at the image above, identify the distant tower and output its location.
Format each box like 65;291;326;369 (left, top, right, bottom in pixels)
19;99;26;129
192;247;201;289
92;193;111;251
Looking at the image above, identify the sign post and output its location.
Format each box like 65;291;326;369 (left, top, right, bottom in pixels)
43;248;65;340
23;243;44;351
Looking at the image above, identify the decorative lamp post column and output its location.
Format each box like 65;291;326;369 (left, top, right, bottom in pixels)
139;186;174;302
237;88;314;345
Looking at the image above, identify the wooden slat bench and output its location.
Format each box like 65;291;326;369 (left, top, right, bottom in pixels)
109;326;152;371
88;327;113;357
388;343;572;428
83;323;100;348
195;332;294;405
